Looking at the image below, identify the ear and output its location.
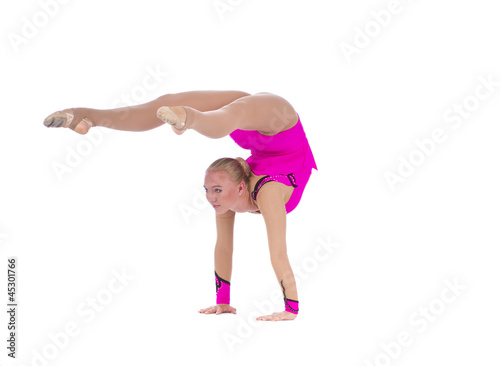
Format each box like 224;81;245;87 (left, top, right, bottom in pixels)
238;181;246;195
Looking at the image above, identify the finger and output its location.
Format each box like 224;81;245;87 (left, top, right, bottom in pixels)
201;307;216;314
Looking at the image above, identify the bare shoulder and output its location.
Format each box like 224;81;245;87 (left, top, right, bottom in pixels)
255;182;287;212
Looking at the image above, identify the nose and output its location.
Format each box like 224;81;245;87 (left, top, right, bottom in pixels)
206;192;216;203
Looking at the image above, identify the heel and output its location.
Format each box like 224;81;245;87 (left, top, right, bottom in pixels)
43;109;93;135
157;106;187;133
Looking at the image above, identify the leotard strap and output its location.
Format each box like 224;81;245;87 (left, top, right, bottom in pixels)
251;173;298;200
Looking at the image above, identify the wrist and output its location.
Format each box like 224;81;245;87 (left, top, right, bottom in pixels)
284;299;299;314
280;280;299;314
215;271;231;304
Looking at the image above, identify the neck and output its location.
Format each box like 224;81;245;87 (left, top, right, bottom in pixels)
232;183;258;213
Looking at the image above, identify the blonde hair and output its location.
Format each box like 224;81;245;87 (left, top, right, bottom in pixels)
207;157;252;187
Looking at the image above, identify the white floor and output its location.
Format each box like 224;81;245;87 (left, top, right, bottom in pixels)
1;1;499;365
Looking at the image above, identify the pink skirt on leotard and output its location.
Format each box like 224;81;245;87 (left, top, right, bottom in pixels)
229;114;318;213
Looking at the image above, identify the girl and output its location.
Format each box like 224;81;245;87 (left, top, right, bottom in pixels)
44;90;317;321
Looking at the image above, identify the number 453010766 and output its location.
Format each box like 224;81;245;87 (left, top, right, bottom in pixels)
8;258;16;303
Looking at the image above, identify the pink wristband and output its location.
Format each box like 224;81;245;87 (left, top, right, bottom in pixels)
215;271;230;304
284;299;299;314
281;280;299;314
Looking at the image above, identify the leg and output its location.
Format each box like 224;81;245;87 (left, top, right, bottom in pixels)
43;90;250;134
157;92;299;139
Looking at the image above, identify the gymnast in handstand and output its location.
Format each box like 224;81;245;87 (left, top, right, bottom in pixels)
44;90;318;321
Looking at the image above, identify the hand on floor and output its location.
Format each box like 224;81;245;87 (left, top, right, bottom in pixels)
256;311;297;321
198;304;237;315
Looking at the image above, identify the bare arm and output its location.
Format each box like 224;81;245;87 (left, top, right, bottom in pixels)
199;209;237;315
214;209;236;283
256;183;299;319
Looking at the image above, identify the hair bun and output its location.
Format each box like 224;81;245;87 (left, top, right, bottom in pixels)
235;157;251;178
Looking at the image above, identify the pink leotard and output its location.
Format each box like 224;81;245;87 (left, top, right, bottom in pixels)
229;114;318;213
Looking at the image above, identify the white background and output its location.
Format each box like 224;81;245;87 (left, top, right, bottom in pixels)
1;0;499;365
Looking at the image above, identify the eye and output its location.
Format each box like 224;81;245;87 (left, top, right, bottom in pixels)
215;189;222;193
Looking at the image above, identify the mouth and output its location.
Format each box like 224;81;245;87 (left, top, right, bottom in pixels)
212;205;221;209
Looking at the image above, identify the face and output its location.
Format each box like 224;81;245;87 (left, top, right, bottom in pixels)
204;169;244;213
